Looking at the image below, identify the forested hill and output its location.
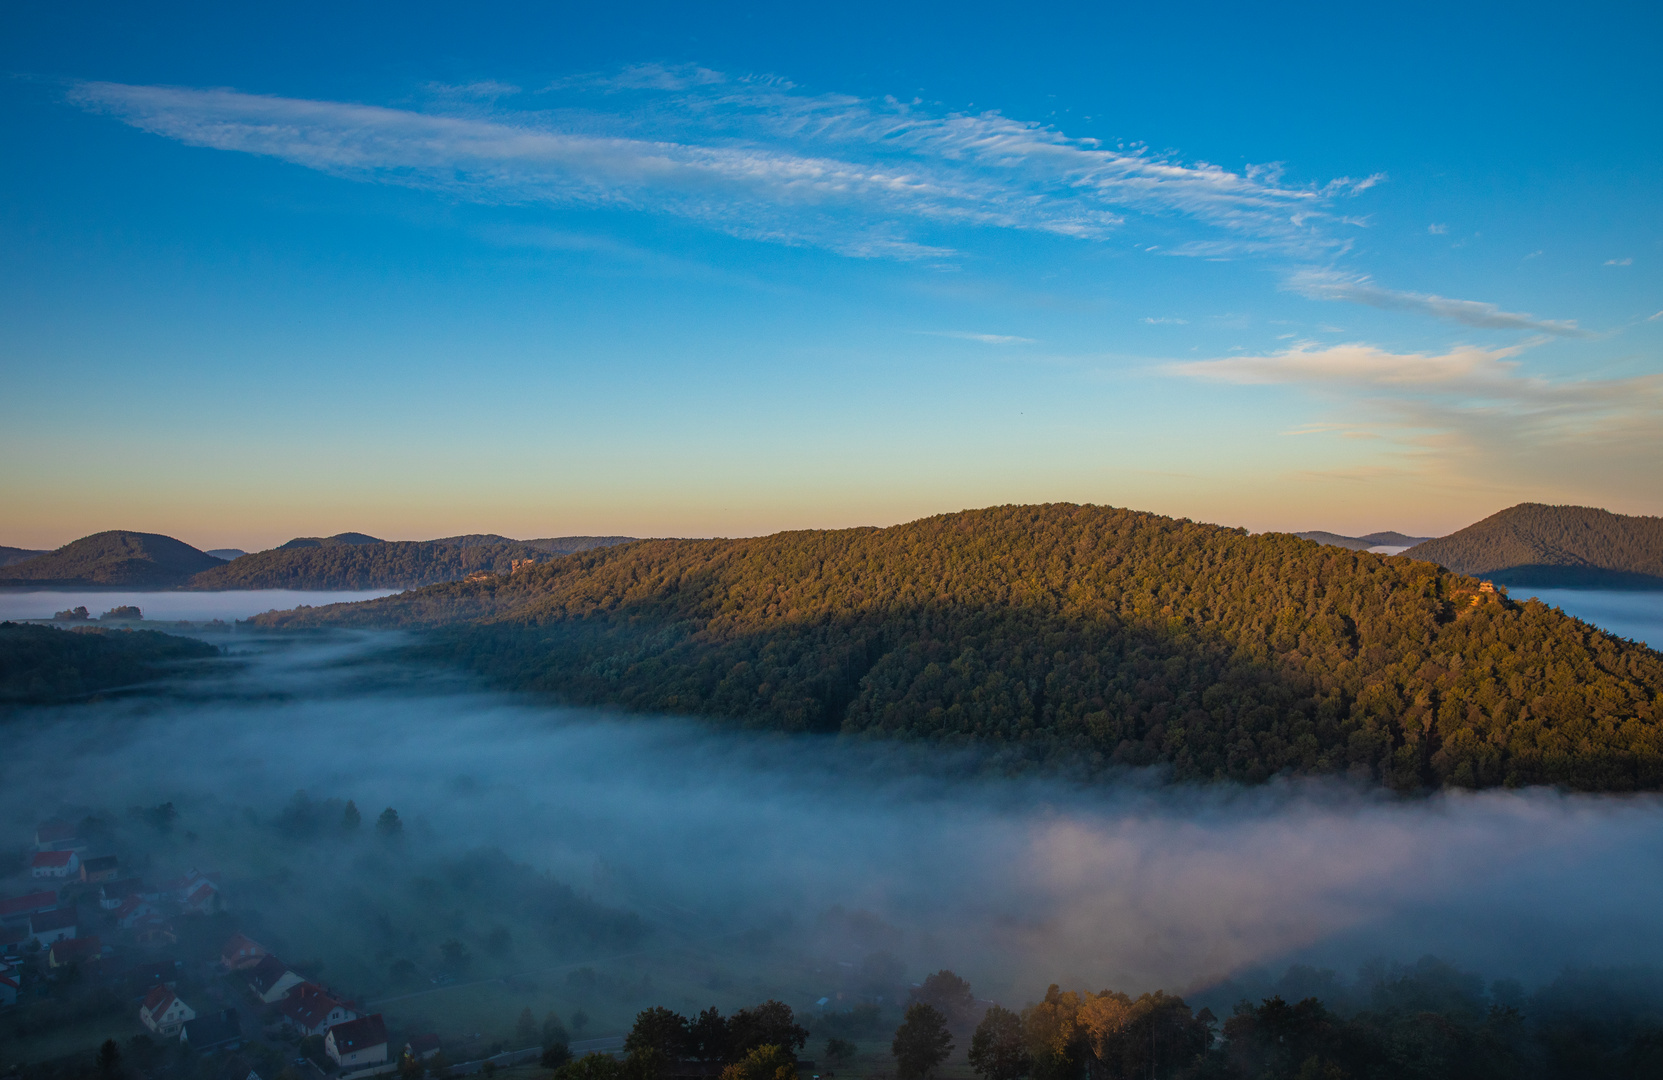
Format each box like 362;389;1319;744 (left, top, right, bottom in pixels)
254;504;1663;792
191;539;554;590
1404;503;1663;588
0;623;221;704
0;546;48;568
0;530;223;588
1297;530;1431;551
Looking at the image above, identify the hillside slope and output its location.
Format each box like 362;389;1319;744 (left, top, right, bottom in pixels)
0;531;223;588
1404;504;1663;588
254;504;1663;791
0;546;48;569
188;535;636;590
0;623;221;704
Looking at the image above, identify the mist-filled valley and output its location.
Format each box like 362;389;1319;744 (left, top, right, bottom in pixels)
7;623;1663;1075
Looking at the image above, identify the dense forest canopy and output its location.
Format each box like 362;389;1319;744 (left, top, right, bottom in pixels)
253;504;1663;791
0;530;223;588
0;622;221;704
0;545;48;568
1404;504;1663;589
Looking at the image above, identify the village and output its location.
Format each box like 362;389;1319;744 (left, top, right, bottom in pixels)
0;818;575;1080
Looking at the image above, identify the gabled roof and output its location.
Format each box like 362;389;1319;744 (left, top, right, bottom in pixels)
30;907;76;933
279;983;347;1030
328;1014;388;1052
115;896;157;920
49;936;101;964
0;891;58;919
35;820;79;843
248;954;295;993
221;933;266;961
144;983;181;1014
30;851;75;868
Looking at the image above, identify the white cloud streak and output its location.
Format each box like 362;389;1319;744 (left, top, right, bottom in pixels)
67;72;1373;262
1287;269;1589;337
920;331;1035;344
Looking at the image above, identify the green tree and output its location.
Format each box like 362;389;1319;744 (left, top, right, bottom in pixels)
439;938;471;973
730;1001;809;1058
689;1007;732;1063
823;1039;856;1069
969;1006;1030;1080
893;1004;953;1080
556;1053;622;1080
342;800;362;831
518;1007;539;1047
628;1006;692;1061
913;970;976;1026
720;1045;797;1080
544;1011;571;1050
377;807;404;839
97;1039;122;1077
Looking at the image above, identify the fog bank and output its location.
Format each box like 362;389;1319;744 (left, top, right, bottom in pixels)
3;633;1663;1004
0;589;400;623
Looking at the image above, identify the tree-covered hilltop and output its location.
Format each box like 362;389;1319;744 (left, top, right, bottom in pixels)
0;545;48;568
1404;503;1663;589
189;536;635;590
0;623;221;704
1296;530;1431;552
253;504;1663;791
0;530;223;588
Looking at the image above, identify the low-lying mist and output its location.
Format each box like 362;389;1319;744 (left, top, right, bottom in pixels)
5;632;1663;1012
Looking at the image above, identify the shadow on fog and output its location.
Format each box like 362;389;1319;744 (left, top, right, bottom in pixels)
3;631;1663;1004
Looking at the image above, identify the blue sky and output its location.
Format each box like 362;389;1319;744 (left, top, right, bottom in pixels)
2;1;1659;550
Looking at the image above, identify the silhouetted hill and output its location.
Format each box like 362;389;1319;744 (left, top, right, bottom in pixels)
0;546;48;569
188;537;632;590
276;532;384;550
0;622;221;704
205;549;247;561
1404;504;1663;589
253;504;1663;792
0;531;223;588
1297;531;1432;551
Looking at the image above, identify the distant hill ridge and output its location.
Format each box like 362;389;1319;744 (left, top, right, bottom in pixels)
1297;530;1433;552
0;531;224;588
0;531;638;589
0;546;48;569
253;503;1663;792
1404;504;1663;589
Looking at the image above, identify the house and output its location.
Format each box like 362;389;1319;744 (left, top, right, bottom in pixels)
181;1009;244;1052
49;935;102;968
142;984;197;1036
116;896;163;930
0;890;60;922
35;820;86;853
29;851;79;879
28;907;77;945
100;879;150;910
326;1014;389;1070
214;1055;264;1080
277;983;356;1036
219;934;268;972
162;870;222;913
404;1035;442;1062
247;955;305;1004
80;855;120;884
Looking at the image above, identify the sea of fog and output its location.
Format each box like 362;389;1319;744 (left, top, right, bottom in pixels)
0;589;400;623
1510;587;1663;648
5;616;1663;1003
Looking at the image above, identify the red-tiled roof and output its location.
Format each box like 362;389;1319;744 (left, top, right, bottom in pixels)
0;891;58;918
248;954;295;994
30;851;74;868
50;936;101;964
329;1014;388;1053
279;983;345;1030
36;820;78;843
30;908;76;933
144;984;179;1013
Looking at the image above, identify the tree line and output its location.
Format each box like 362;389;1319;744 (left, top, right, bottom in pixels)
256;503;1663;791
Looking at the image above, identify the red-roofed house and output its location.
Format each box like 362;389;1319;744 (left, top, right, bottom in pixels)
35;820;86;853
162;870;222;914
30;851;79;879
141;984;196;1036
116;896;162;930
29;907;76;945
0;890;59;921
247;955;305;1004
49;935;102;968
326;1014;389;1071
278;983;356;1037
220;933;268;972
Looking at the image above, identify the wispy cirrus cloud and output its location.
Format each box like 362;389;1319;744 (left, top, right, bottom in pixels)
67;70;1376;263
918;330;1035;344
1286;269;1589;337
1166;341;1663;496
